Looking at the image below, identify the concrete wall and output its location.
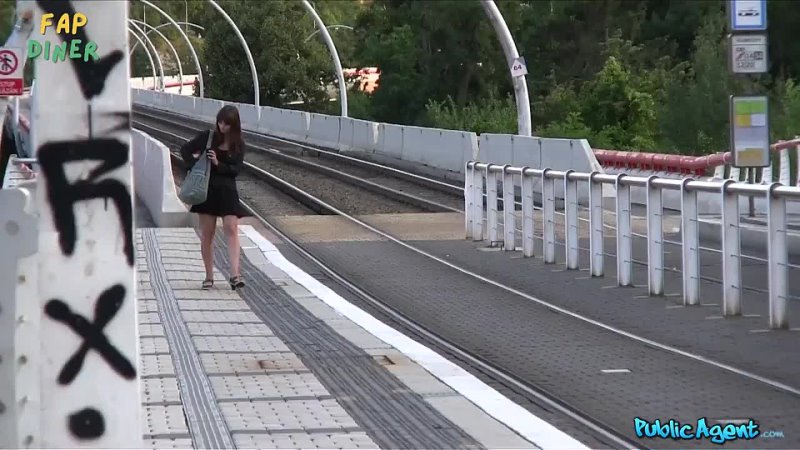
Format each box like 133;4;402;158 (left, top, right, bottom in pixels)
130;89;607;192
131;129;191;227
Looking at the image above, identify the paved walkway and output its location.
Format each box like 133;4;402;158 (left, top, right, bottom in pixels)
135;226;573;449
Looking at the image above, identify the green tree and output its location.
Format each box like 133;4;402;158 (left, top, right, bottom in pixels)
200;0;334;109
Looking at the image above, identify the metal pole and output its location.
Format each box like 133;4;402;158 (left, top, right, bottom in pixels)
128;21;165;91
303;24;353;43
207;0;260;107
480;0;532;136
140;0;204;97
300;0;348;116
748;167;756;217
131;19;185;94
129;22;205;53
128;29;158;90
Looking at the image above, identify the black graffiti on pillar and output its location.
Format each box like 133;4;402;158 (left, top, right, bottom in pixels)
35;0;124;100
44;284;136;384
68;408;105;440
37;139;134;267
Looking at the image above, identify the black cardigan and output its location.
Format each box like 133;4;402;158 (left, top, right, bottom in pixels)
179;129;244;180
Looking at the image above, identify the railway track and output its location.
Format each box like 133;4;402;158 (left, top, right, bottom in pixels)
134;117;644;449
135;111;800;450
133;107;463;215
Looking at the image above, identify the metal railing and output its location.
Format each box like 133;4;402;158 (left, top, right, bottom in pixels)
464;161;798;330
2;156;36;189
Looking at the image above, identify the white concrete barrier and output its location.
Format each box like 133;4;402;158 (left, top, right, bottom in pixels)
200;98;225;121
401;125;478;173
237;103;260;130
343;118;378;153
172;95;195;116
377;123;404;159
129;89;605;184
259;108;310;142
306;113;341;149
131;129;191;227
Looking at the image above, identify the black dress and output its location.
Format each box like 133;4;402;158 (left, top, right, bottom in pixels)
179;130;249;218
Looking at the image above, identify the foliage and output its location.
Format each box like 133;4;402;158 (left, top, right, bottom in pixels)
424;95;517;135
3;0;791;155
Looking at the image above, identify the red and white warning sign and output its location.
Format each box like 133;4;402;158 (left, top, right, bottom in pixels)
0;47;24;95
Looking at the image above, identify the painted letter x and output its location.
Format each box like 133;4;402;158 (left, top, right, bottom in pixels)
45;284;136;385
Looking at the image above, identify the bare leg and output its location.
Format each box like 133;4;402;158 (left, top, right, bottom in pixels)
222;215;241;279
199;214;217;281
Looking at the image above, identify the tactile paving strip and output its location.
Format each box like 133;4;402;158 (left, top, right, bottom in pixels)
140;354;176;377
142;377;182;404
141;405;191;438
144;438;194;449
200;352;309;375
213;235;482;449
187;322;273;336
219;399;359;433
139;299;159;313
177;300;252;311
140;323;166;337
233;432;380;449
180;310;262;323
139;312;162;324
192;336;290;353
209;373;330;401
144;229;236;449
139;337;170;355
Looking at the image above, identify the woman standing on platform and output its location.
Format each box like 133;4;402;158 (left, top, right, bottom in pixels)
180;105;249;291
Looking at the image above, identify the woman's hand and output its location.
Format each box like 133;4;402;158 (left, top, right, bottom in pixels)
207;150;219;166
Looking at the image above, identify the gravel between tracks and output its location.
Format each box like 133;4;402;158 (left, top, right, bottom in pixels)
239;134;464;211
135;114;428;216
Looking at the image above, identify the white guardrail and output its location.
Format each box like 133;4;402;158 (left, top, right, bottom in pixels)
464;161;796;330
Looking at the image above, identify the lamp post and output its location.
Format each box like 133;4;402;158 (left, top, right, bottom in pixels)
300;0;348;117
480;0;531;136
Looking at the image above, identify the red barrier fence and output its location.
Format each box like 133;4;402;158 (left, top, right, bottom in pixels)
594;138;800;176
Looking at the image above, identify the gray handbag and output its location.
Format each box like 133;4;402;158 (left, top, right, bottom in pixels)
178;130;214;205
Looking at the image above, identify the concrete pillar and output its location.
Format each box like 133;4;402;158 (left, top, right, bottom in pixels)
31;0;141;447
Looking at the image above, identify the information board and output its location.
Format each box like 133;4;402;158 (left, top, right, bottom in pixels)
730;34;768;74
730;95;771;168
730;0;767;31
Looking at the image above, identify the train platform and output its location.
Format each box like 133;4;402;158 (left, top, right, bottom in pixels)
270;210;800;448
134;225;583;449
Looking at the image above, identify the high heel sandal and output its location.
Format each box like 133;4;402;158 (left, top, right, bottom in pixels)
201;279;214;290
229;276;245;290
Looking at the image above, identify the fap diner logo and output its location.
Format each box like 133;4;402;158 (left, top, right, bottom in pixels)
27;11;99;63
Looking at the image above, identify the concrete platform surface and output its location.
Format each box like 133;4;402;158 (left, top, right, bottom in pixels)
135;226;584;449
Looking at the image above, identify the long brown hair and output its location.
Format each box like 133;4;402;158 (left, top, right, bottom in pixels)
213;105;244;153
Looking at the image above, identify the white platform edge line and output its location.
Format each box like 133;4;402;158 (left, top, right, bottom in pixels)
239;225;589;450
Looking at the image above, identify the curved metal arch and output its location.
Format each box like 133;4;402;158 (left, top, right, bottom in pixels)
480;0;531;136
303;24;353;43
139;0;204;98
206;0;260;107
300;0;348;117
129;21;165;91
131;19;184;94
128;28;158;90
129;21;205;53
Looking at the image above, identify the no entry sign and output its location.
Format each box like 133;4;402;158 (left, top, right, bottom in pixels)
0;47;24;95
